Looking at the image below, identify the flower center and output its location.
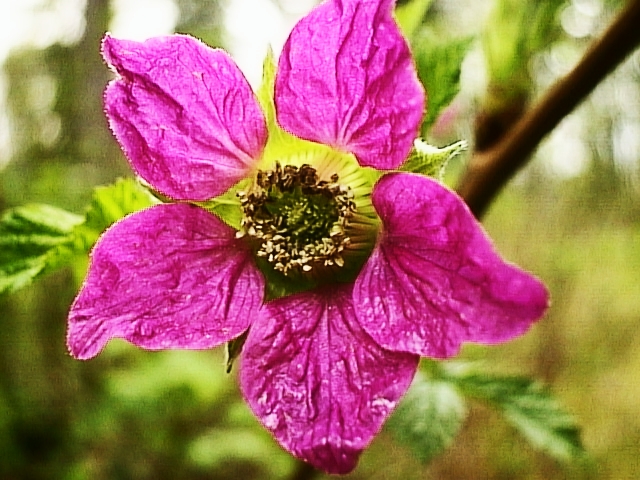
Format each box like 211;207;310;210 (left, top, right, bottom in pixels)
237;162;356;275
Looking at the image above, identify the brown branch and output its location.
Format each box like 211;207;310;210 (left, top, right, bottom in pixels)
455;0;640;219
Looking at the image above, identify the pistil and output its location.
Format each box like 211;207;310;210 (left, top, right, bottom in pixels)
237;162;356;276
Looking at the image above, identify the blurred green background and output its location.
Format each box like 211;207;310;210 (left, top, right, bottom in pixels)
1;0;639;478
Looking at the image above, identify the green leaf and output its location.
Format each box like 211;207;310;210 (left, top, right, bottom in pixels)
254;47;323;164
448;367;585;461
413;34;473;132
224;330;249;373
0;179;158;293
395;0;433;40
74;177;157;251
255;47;293;152
203;179;247;231
0;204;83;294
401;139;467;180
386;373;466;465
256;47;278;135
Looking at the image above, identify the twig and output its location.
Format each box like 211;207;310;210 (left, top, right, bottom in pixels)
455;0;640;219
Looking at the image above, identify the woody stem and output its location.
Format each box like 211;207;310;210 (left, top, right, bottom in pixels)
455;0;640;219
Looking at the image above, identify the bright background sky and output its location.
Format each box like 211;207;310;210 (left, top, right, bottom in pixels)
0;0;316;85
0;0;318;165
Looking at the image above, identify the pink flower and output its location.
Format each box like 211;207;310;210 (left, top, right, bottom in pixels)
67;0;548;474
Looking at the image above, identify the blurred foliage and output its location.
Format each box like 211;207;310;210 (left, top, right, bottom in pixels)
482;0;565;111
174;0;224;47
1;0;639;479
395;0;433;39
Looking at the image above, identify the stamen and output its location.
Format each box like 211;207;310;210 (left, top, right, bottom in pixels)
237;162;356;276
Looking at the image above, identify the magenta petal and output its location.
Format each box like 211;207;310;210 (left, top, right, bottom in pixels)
102;34;267;201
275;0;425;170
354;173;549;358
240;285;418;474
67;203;264;359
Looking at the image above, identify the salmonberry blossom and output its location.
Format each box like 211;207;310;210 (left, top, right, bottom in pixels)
67;0;548;474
